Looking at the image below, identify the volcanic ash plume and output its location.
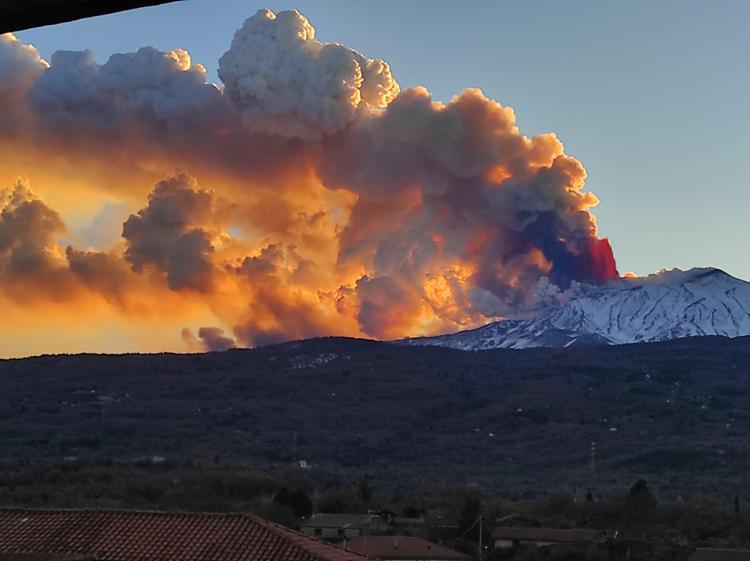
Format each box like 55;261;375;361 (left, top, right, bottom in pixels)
122;174;222;293
218;9;399;140
0;9;618;355
182;327;236;352
0;182;67;292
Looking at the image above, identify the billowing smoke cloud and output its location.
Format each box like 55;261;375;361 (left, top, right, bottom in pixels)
28;46;226;137
0;34;46;91
354;276;424;340
122;174;220;292
182;326;236;352
230;243;351;346
218;9;399;140
0;34;47;130
0;182;73;299
322;87;617;331
0;9;618;355
66;247;135;307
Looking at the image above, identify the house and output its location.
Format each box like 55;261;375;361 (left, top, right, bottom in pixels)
389;517;425;535
0;508;370;561
299;514;391;541
494;513;540;528
687;549;750;561
345;536;471;561
492;527;616;550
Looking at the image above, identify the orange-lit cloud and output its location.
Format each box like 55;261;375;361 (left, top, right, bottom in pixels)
0;9;617;357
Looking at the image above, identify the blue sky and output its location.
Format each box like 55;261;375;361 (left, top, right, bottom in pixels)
17;0;750;279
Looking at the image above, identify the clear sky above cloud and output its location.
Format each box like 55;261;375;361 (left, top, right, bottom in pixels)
18;0;750;280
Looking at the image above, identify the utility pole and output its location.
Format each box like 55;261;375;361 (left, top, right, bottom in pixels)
477;515;483;561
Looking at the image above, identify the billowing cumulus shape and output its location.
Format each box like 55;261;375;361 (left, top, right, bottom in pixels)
0;183;64;277
122;174;219;292
0;34;47;130
355;276;424;340
322;87;617;329
218;9;399;139
167;229;215;292
0;11;618;356
28;46;225;136
230;243;347;347
65;247;134;307
182;326;236;352
0;34;47;88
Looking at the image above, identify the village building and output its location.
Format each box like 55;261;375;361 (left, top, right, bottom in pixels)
494;513;540;528
0;508;369;561
299;514;392;542
345;536;470;561
388;517;426;536
492;527;616;550
687;549;750;561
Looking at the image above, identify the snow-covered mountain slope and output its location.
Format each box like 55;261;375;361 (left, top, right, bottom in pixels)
402;268;750;350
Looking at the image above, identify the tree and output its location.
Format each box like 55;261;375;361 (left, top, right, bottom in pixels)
356;475;374;504
402;505;422;518
274;487;313;518
626;479;657;522
629;479;653;500
273;487;291;506
290;489;313;518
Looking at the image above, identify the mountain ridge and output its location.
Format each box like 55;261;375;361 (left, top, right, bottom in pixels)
402;267;750;350
3;333;750;496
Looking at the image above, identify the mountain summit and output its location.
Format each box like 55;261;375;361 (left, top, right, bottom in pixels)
403;268;750;350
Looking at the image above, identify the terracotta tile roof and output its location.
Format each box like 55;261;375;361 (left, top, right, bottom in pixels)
389;517;424;526
344;537;471;561
299;515;384;530
0;509;370;561
688;549;750;561
0;553;96;561
492;527;612;543
494;513;540;527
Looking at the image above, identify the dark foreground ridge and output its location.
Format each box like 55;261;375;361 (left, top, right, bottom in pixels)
3;335;750;496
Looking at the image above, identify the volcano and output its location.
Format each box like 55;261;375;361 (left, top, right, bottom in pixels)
402;267;750;350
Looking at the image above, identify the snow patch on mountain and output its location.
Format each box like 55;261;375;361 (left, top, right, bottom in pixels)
401;268;750;350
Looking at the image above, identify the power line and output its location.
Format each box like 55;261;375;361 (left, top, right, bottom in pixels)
455;514;483;561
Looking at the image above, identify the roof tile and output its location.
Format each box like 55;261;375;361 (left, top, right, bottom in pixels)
0;509;370;561
345;536;470;560
491;527;612;543
688;549;750;561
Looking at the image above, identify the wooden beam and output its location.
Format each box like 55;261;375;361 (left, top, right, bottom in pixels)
0;0;182;34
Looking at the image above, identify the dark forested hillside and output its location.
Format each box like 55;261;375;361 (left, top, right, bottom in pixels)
3;336;750;498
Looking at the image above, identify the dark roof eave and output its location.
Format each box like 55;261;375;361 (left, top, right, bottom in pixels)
0;0;182;34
